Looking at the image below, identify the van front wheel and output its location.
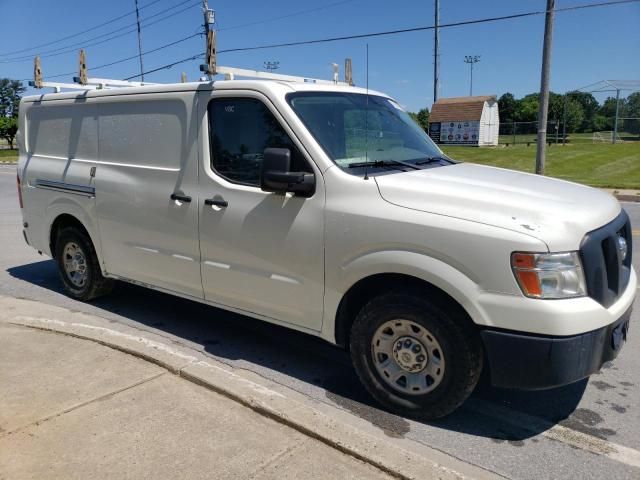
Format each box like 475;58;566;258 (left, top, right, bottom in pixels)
350;292;482;419
55;227;114;301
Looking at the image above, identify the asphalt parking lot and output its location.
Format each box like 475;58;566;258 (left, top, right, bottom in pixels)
1;163;638;479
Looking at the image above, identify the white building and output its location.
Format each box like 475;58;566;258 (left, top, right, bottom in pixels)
428;95;499;146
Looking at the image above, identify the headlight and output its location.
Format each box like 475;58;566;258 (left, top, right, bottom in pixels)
511;252;586;299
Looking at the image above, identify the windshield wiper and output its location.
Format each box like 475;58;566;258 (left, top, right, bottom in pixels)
347;159;420;171
414;156;452;166
415;156;459;165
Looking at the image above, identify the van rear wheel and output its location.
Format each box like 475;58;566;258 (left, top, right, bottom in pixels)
55;227;114;301
350;292;482;419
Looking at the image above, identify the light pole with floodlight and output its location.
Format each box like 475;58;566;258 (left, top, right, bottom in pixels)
463;55;481;96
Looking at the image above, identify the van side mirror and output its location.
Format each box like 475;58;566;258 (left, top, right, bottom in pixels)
261;148;315;197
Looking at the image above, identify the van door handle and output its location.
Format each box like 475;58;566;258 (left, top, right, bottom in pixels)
170;193;192;203
204;198;228;208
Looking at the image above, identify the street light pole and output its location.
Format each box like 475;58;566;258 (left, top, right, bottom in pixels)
463;55;480;96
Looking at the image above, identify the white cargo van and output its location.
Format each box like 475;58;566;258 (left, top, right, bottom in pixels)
17;80;634;418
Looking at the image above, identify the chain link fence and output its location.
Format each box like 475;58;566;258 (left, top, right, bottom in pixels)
499;118;640;145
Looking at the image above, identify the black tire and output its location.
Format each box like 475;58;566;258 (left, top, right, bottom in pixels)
55;227;114;301
350;291;482;419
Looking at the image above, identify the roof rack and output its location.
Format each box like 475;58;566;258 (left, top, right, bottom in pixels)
29;50;162;93
212;65;351;86
28;31;355;93
199;28;354;86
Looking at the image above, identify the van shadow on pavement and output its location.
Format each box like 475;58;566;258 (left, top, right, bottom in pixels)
8;259;587;442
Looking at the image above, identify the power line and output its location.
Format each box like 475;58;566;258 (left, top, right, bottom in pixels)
28;0;640;83
0;0;200;63
19;33;202;82
124;0;640;80
0;0;165;58
218;0;356;32
1;0;199;63
124;53;205;80
214;0;640;55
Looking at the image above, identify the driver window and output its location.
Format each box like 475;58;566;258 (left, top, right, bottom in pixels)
208;97;311;186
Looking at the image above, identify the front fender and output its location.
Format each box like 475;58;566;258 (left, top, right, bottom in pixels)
321;249;490;344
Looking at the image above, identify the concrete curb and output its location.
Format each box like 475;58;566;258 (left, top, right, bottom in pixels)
613;194;640;203
0;296;499;480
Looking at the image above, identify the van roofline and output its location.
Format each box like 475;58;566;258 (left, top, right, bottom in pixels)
21;79;389;103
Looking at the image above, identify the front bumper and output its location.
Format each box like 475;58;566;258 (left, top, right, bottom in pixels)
481;305;632;390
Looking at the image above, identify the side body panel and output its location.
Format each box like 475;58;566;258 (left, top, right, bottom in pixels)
18;98;103;258
93;92;202;298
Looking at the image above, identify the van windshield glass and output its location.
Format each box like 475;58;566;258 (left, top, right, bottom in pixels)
287;92;446;171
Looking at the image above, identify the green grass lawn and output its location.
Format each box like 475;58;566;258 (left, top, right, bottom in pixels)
0;149;18;163
441;142;640;189
499;131;640;145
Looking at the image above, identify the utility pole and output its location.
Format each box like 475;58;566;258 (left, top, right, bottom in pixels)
463;55;480;96
202;0;215;80
433;0;440;103
535;0;555;175
134;0;145;83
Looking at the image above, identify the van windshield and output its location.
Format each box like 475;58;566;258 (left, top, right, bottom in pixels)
286;92;449;173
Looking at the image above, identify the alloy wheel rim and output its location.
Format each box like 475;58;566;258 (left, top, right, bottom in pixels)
371;319;445;395
63;242;88;288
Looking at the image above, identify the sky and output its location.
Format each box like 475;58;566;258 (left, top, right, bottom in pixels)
0;0;638;112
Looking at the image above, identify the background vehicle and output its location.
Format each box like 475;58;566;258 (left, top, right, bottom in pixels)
16;79;634;418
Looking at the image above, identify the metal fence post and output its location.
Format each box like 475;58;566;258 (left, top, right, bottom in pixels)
562;93;568;145
613;88;620;144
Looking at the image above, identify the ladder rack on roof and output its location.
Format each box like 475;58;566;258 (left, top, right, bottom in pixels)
212;65;352;86
29;43;355;93
30;50;164;93
74;77;160;88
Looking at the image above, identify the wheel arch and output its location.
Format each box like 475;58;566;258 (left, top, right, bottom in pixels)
48;212;103;275
333;272;479;349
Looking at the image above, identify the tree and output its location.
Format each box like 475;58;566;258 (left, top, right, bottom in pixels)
0;79;26;118
515;94;539;131
498;93;517;122
0;116;18;149
416;108;429;131
409;107;430;132
599;96;623;119
624;92;640;135
568;92;599;131
592;114;611;132
549;93;584;133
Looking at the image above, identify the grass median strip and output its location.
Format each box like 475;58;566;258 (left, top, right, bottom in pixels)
441;143;640;190
0;149;18;163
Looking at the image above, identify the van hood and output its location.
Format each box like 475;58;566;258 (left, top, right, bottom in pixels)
375;163;621;251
